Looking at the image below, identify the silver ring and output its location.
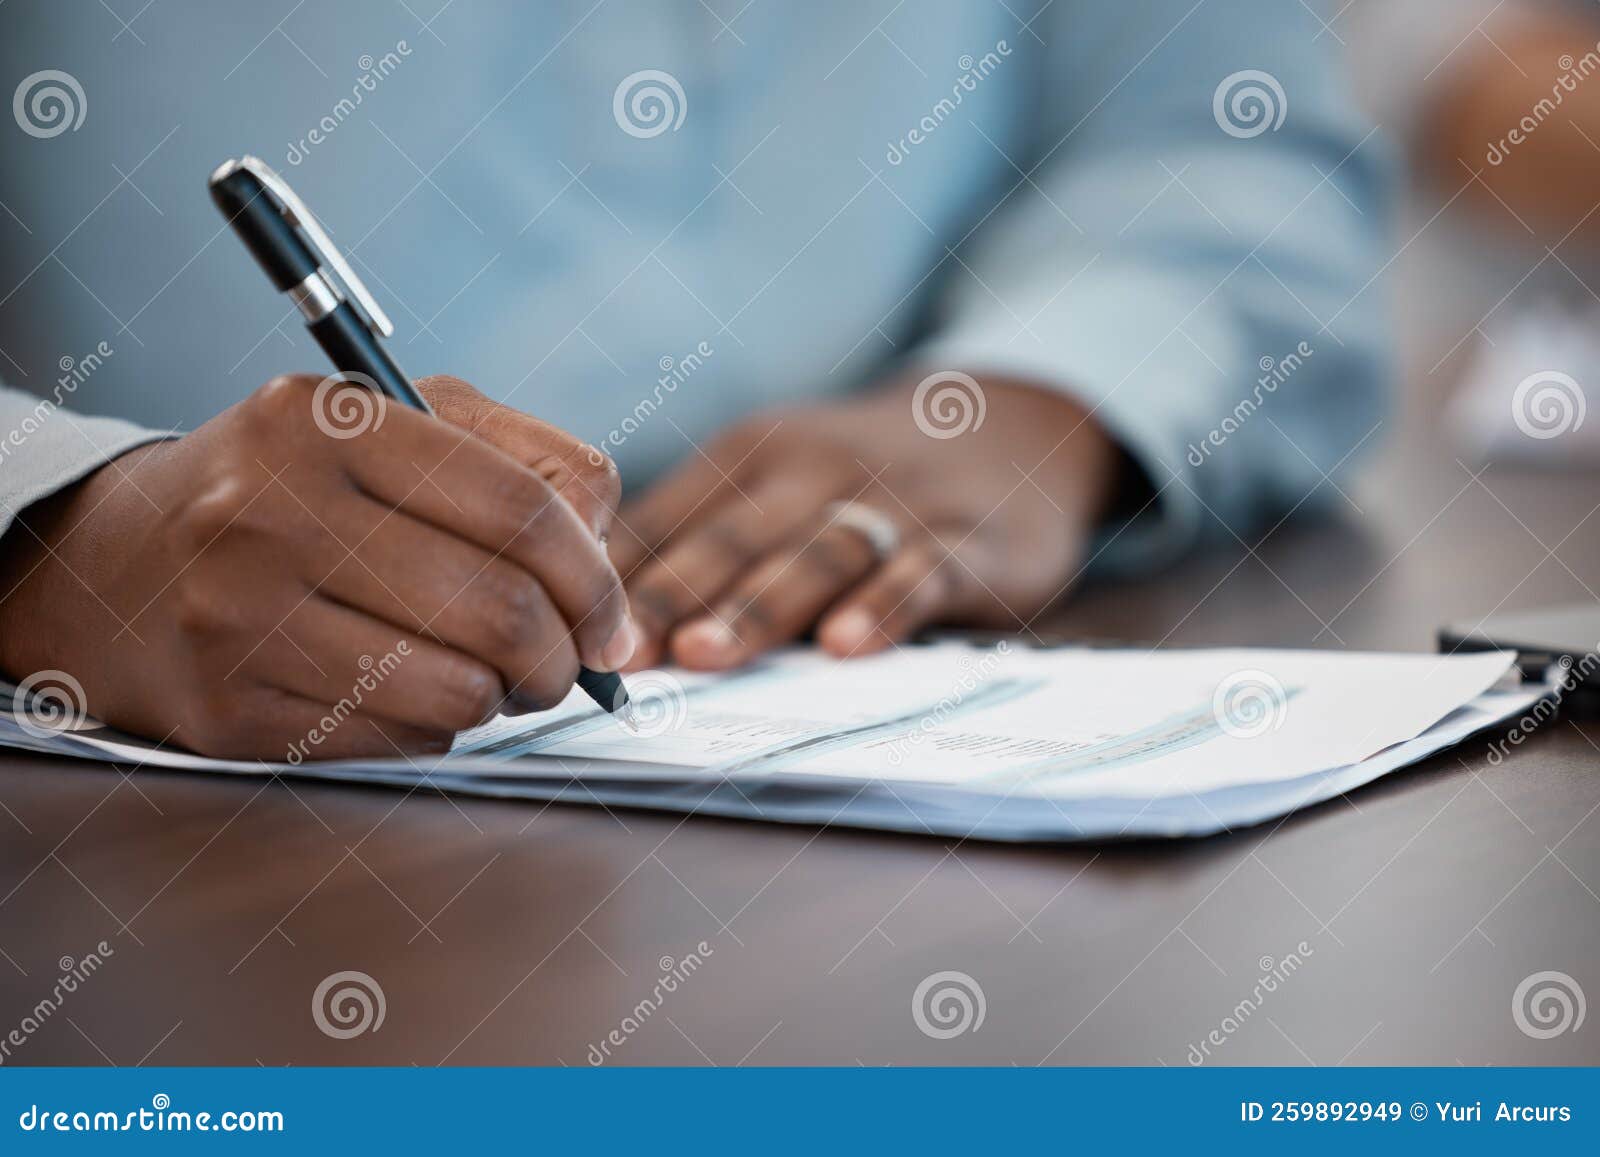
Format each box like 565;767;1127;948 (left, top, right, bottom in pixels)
824;500;900;561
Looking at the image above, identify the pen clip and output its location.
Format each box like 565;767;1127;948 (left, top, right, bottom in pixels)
235;155;395;338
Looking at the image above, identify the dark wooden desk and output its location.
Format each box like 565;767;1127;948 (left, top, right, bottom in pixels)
1;431;1596;1067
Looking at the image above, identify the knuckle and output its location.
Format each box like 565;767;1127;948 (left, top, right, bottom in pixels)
179;477;254;544
252;374;315;422
571;447;622;509
471;569;543;655
432;657;503;729
173;574;229;636
489;471;558;540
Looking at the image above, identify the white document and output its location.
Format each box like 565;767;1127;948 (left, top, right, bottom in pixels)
475;644;1516;796
0;644;1542;841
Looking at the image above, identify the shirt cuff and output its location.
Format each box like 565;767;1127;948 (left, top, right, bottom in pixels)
0;405;177;540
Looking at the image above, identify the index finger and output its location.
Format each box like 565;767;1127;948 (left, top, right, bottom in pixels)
417;374;622;540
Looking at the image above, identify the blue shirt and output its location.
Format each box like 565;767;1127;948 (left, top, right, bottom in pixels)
0;0;1392;570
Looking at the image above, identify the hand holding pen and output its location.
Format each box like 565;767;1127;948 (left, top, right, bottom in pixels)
209;156;637;729
0;363;641;762
0;160;641;763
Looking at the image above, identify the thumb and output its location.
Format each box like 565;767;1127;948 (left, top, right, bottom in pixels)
416;375;621;541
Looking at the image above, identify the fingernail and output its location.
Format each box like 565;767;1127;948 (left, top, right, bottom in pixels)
828;608;876;649
600;614;639;671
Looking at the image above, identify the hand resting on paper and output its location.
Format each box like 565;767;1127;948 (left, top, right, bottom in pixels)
608;372;1124;672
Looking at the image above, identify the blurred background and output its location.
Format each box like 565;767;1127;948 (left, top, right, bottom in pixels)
6;2;1600;501
1349;0;1600;462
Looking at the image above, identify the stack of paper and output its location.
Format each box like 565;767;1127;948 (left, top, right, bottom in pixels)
0;645;1542;841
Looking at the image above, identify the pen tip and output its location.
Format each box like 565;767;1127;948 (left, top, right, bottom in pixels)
616;702;642;734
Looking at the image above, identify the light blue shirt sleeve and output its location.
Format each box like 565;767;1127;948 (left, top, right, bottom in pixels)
0;0;1391;576
0;382;175;539
914;0;1395;573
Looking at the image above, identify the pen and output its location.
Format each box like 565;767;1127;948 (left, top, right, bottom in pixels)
207;155;636;729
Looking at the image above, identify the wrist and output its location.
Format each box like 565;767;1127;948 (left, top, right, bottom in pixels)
878;370;1125;529
0;440;171;681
